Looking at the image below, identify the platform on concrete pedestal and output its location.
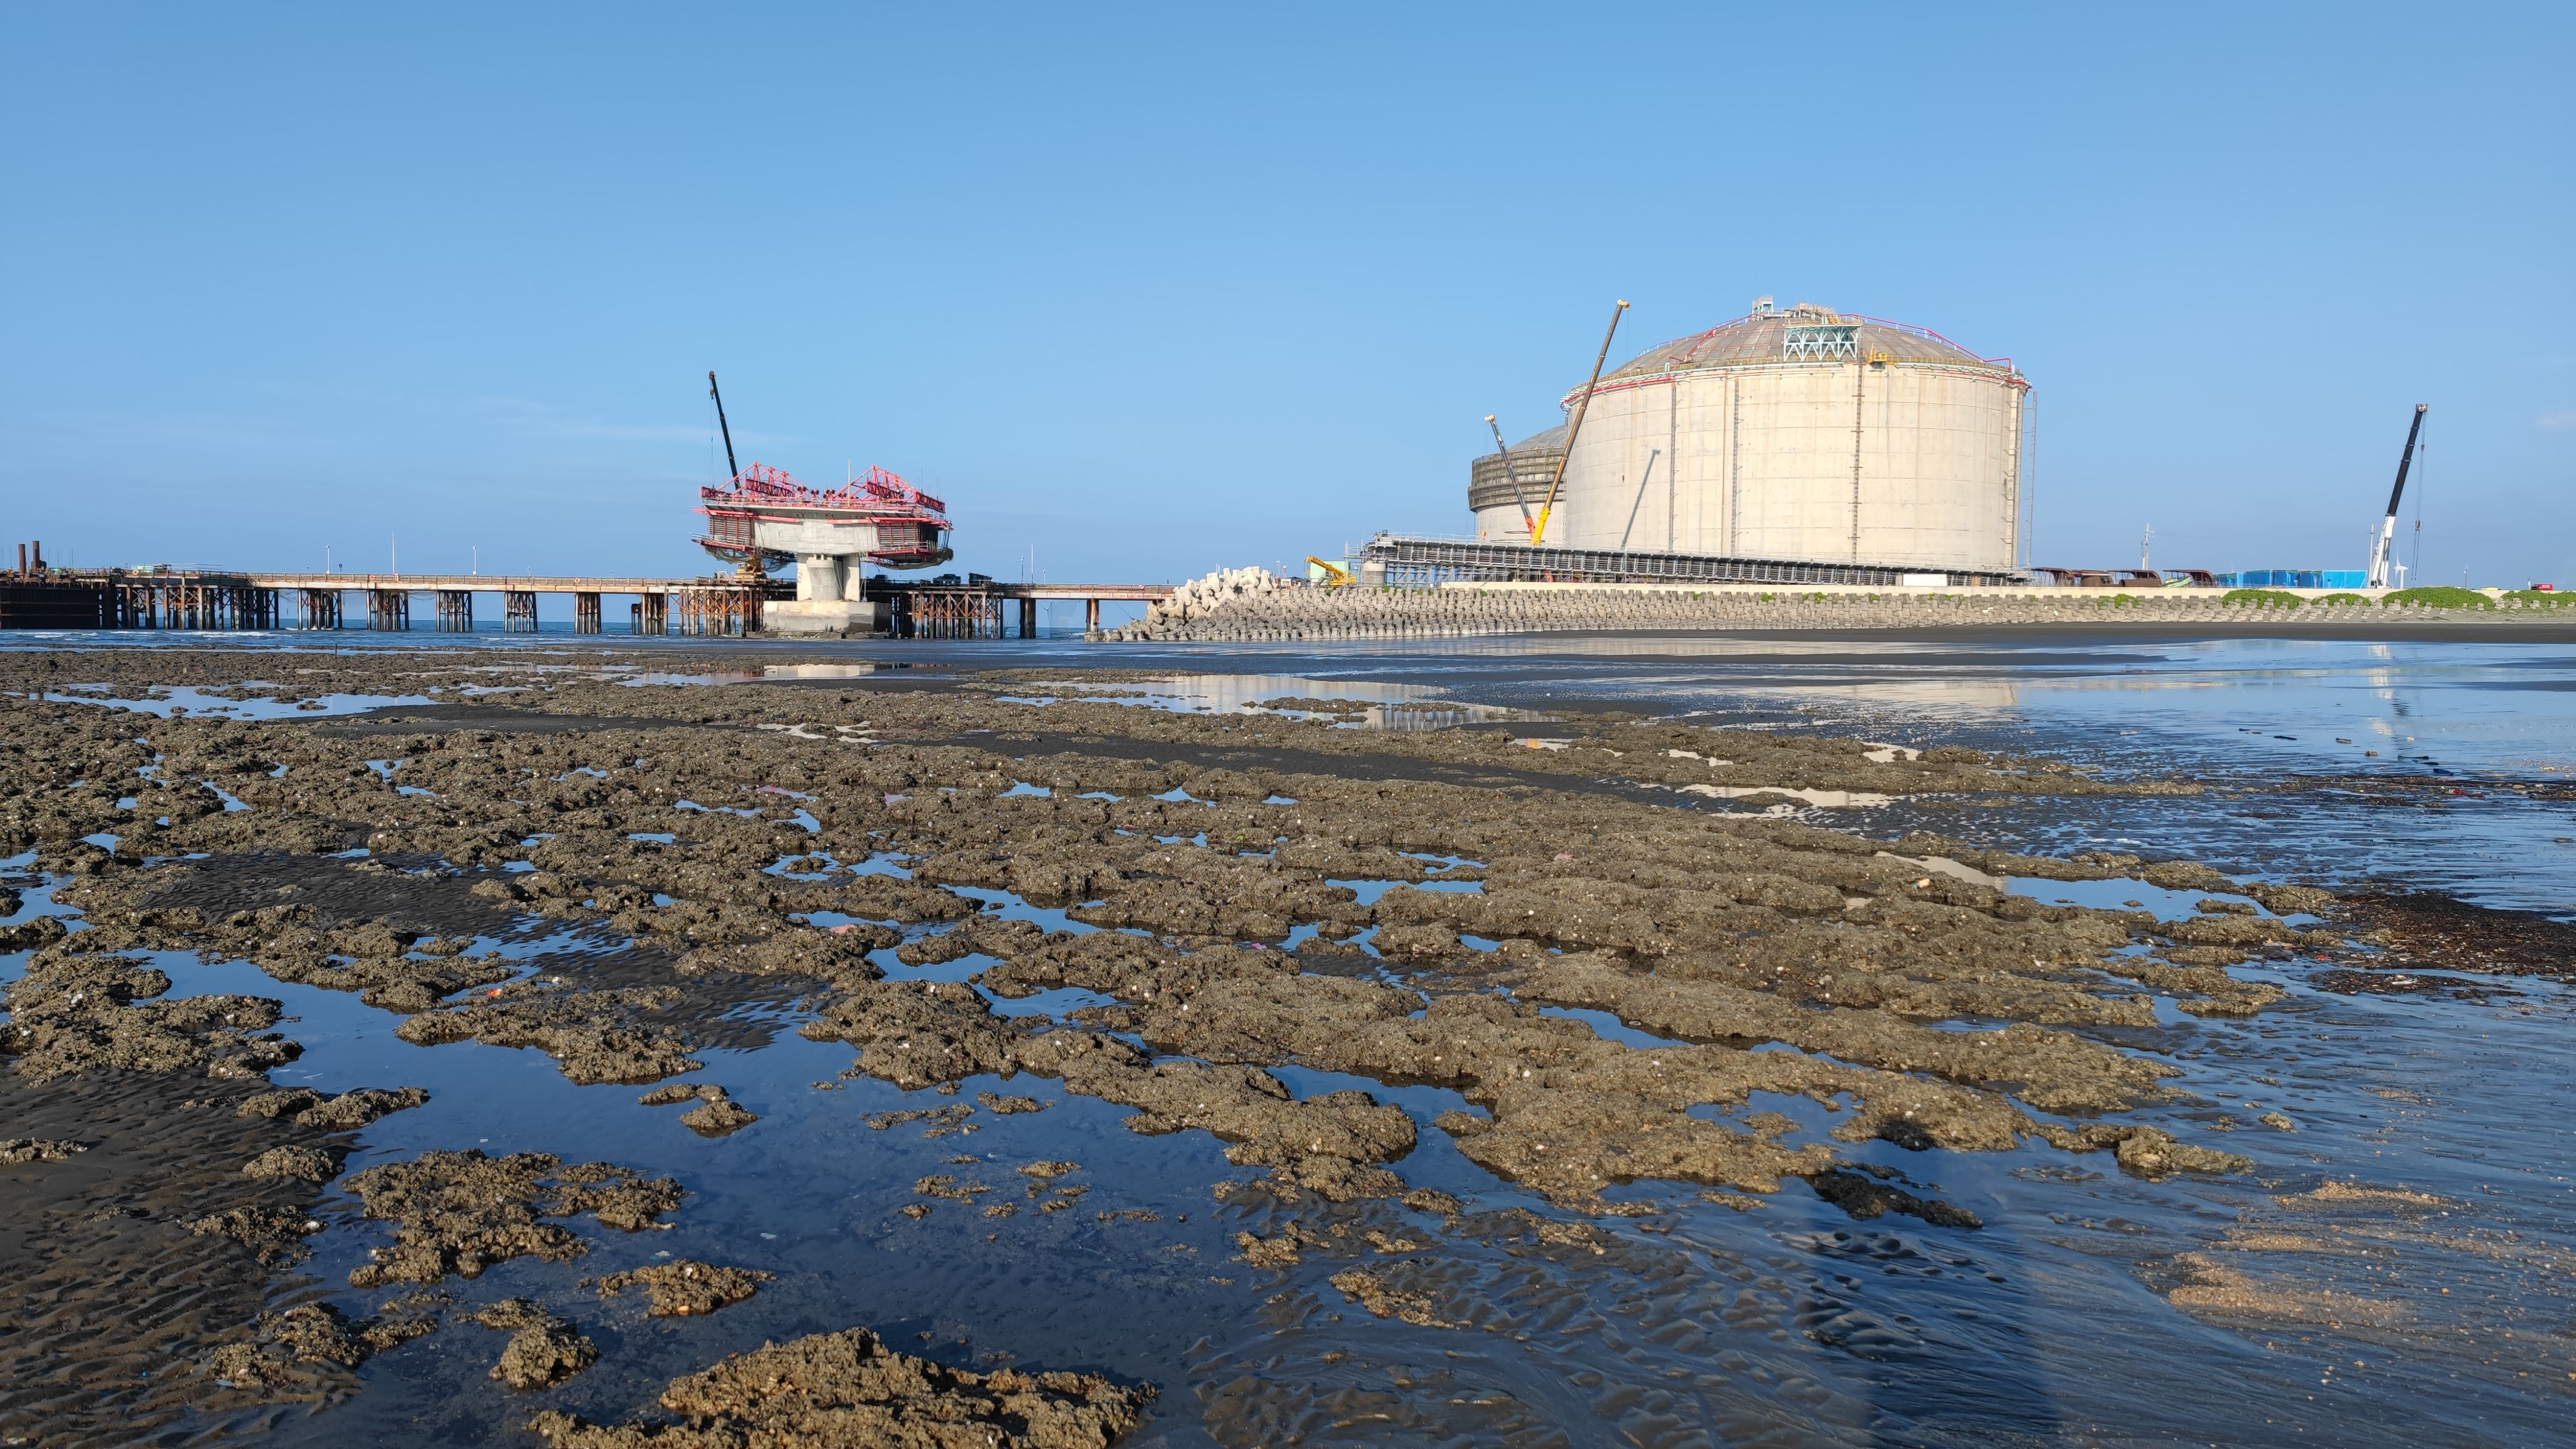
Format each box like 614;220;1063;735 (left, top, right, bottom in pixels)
765;599;887;636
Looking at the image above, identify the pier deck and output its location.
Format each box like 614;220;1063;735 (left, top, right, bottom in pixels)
0;567;1171;638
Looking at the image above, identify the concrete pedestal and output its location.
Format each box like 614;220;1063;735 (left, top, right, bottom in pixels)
765;599;887;636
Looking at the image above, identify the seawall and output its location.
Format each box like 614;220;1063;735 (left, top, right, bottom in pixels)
1112;581;2576;643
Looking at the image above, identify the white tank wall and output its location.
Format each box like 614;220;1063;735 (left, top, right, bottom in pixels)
1473;503;1530;542
1544;362;2022;571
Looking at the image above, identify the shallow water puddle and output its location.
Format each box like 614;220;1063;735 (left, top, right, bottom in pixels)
1014;673;1541;730
613;662;930;687
1536;1004;1692;1052
43;684;440;720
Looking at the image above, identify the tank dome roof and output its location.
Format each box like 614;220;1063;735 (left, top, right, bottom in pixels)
1594;303;2004;388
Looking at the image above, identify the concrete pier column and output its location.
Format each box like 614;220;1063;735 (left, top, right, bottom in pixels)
767;554;880;635
797;554;847;601
638;593;668;636
1085;598;1100;633
367;589;410;631
575;592;602;634
504;591;538;632
1018;597;1037;638
434;589;473;632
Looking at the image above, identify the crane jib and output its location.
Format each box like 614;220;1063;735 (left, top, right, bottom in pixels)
2383;403;2427;522
708;370;740;483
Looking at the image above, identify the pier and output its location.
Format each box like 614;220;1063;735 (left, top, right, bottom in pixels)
0;562;1172;638
865;578;1173;639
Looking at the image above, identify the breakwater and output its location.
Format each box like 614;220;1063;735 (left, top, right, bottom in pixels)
1114;573;2575;641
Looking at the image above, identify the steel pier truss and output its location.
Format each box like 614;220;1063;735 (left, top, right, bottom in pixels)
1358;534;2022;589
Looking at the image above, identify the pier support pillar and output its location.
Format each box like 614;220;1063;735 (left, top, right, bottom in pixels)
434;589;473;632
504;591;538;632
575;592;601;635
1018;597;1037;638
367;589;410;632
768;552;882;636
637;592;668;636
1085;598;1100;634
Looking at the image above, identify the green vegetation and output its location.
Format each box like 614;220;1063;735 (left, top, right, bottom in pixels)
2313;592;2369;606
2502;589;2574;606
2381;586;2493;609
2099;593;2142;608
2221;588;2305;608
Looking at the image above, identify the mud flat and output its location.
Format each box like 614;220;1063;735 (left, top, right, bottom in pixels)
3;643;2571;1446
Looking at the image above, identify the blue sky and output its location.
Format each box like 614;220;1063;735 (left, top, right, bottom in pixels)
5;4;2570;588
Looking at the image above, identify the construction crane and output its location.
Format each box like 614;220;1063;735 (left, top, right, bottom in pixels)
2365;404;2429;589
704;371;772;577
1306;555;1354;586
708;371;741;481
695;371;953;578
1484;415;1535;534
1530;300;1628;547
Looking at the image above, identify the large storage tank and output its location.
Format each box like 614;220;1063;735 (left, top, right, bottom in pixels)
1484;300;2029;572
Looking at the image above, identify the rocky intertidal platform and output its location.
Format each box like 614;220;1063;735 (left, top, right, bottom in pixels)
2;643;2556;1444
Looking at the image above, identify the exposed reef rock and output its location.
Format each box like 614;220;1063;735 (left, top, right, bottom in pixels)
525;1326;1152;1448
341;1150;683;1289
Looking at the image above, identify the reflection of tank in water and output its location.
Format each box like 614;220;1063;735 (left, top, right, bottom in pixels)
693;371;953;636
1474;300;2031;573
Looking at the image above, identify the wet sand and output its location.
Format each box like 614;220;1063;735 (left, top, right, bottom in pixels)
3;641;2572;1446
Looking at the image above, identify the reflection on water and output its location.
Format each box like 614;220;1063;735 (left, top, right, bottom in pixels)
907;636;2573;915
1030;673;1539;730
613;662;924;686
38;685;437;720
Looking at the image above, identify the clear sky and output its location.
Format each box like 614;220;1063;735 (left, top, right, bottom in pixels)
5;4;2570;588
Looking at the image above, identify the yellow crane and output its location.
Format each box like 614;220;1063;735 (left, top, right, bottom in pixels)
1530;300;1628;547
1306;555;1354;586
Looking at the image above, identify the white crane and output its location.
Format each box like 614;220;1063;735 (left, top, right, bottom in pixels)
2365;404;2428;590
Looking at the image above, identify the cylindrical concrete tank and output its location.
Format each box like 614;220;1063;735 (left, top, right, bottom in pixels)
1467;424;1564;542
1531;301;2029;571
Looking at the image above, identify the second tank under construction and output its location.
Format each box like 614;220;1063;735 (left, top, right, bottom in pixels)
1470;299;2031;579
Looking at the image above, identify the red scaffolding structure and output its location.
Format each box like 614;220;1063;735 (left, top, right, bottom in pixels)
695;464;953;575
